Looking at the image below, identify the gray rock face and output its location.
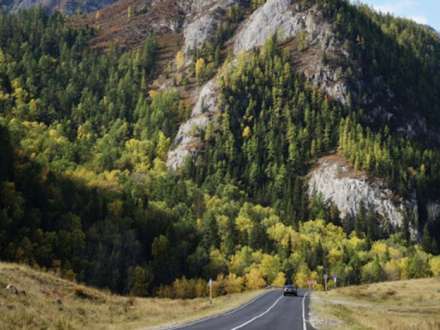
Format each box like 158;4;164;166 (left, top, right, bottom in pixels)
167;79;219;170
168;0;438;171
233;0;299;53
169;0;353;170
308;155;417;229
183;0;239;56
5;0;117;14
233;0;351;105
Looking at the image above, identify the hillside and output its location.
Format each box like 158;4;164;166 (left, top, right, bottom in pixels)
311;277;440;329
0;262;264;329
1;0;117;15
0;0;440;303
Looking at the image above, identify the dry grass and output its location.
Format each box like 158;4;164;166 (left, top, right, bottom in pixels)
310;277;440;330
0;262;264;330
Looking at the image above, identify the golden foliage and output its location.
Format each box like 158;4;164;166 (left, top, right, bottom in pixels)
430;256;440;276
195;58;206;83
175;51;185;70
272;272;286;287
225;273;244;294
245;268;266;290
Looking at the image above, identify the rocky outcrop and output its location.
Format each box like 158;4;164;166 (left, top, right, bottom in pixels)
308;155;417;229
5;0;117;14
233;0;351;105
183;0;243;56
169;0;353;170
168;0;439;171
167;79;219;170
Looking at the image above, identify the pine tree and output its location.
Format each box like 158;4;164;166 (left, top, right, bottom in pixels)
422;224;433;253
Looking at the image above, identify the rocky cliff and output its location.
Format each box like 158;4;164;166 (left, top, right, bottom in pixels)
232;0;351;103
168;0;353;169
167;79;219;170
166;0;440;171
183;0;242;56
3;0;117;14
308;154;418;230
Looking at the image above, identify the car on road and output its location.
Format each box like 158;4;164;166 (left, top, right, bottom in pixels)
282;284;298;296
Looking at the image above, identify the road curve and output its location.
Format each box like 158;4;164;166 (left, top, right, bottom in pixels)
171;289;314;330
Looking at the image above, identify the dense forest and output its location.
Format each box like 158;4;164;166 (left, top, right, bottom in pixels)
0;1;440;298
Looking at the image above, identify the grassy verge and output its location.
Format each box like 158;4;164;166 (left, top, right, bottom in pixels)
310;277;440;330
0;262;265;330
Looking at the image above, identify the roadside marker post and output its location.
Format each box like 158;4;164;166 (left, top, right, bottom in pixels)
332;274;337;288
323;274;328;292
208;278;213;304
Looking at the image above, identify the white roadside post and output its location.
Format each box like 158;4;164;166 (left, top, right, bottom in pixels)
332;274;337;288
323;274;328;292
208;278;213;304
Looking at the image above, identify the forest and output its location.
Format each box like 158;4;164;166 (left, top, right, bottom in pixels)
0;0;440;298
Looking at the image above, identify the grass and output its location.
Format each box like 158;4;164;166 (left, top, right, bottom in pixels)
310;277;440;330
0;262;265;330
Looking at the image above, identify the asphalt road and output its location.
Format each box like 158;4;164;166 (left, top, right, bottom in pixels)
172;289;314;330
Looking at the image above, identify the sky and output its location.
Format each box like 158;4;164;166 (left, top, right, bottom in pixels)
356;0;440;31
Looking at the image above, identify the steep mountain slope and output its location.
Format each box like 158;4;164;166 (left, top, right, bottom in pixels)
169;0;440;164
2;0;117;15
165;0;440;234
168;0;352;170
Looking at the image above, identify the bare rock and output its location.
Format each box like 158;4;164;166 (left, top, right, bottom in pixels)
233;0;351;105
6;0;117;14
167;79;219;170
308;155;417;230
183;0;241;56
5;284;26;295
233;0;300;53
169;0;352;170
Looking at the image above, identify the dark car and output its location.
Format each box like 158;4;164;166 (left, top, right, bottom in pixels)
283;284;298;296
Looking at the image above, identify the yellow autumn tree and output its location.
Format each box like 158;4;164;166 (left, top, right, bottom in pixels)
272;272;286;287
245;267;266;289
384;259;401;280
195;58;206;84
225;273;244;294
194;278;208;297
294;263;311;288
259;254;281;284
229;246;253;276
242;126;251;139
430;256;440;276
156;131;170;161
212;274;225;297
175;51;185;70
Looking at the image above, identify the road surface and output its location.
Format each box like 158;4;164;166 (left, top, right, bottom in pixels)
172;289;314;330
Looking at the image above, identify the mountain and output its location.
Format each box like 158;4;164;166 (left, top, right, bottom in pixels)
2;0;117;15
166;0;440;233
0;0;439;298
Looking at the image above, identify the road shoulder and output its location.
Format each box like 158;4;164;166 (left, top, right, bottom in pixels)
143;289;274;330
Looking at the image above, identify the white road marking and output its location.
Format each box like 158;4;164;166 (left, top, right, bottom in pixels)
168;290;274;330
302;291;309;330
223;291;274;316
230;295;284;330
